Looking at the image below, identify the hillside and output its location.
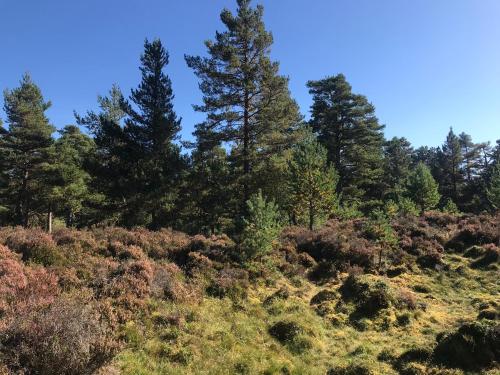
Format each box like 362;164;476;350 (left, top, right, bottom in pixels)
0;212;498;375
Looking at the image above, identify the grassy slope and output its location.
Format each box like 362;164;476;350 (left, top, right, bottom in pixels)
114;253;499;375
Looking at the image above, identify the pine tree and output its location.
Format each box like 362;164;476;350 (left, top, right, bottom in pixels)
407;163;441;214
76;85;130;225
0;74;55;227
241;190;281;261
287;133;338;230
438;128;463;203
121;38;185;228
50;125;95;227
183;129;233;234
384;137;413;201
486;163;500;211
307;74;385;207
186;0;301;210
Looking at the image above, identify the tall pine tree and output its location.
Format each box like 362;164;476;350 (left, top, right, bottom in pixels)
307;74;385;207
186;0;301;212
438;128;463;203
0;74;55;227
121;38;185;228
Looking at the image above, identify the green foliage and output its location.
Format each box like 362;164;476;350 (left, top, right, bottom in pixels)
397;197;420;217
441;198;460;214
241;191;282;261
50;125;96;226
307;74;385;205
407;163;441;214
287;133;338;229
486;162;500;210
383;137;413;201
365;209;398;269
0;74;55;227
186;0;302;209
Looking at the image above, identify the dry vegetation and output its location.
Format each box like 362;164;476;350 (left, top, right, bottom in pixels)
0;213;498;375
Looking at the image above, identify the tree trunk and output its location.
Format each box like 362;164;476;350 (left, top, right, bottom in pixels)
309;201;314;230
242;89;250;205
46;208;53;234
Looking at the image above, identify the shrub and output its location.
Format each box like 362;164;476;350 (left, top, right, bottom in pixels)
308;260;337;282
470;244;499;269
310;289;337;305
268;320;302;343
263;287;290;306
0;294;117;375
206;267;249;300
240;191;282;261
432;321;500;370
340;274;392;315
3;228;64;266
327;364;374;375
441;198;460;215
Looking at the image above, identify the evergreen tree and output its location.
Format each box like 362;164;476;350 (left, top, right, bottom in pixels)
307;74;385;207
241;190;281;261
186;0;301;210
76;85;130;225
438;128;463;203
287;133;338;230
407;163;441;214
384;137;413;201
486;162;500;211
121;39;185;228
0;74;55;227
51;125;95;227
183;130;232;234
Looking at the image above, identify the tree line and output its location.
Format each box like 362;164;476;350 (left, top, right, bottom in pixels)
1;0;499;235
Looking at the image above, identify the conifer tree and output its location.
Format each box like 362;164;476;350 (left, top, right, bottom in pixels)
121;38;185;228
287;133;338;230
186;0;301;210
76;85;130;225
307;74;385;206
0;74;55;227
438;128;463;203
51;125;95;227
486;163;500;211
183;129;232;234
407;163;441;214
384;137;413;201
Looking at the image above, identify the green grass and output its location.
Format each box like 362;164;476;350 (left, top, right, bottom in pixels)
114;253;499;375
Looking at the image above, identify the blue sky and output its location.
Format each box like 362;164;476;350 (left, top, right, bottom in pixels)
1;0;499;147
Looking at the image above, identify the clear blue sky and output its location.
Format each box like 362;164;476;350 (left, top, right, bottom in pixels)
1;0;499;147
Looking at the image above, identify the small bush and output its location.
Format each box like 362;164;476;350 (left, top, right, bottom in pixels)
268;320;302;343
206;267;249;300
327;364;374;375
0;294;117;375
470;244;499;269
310;289;337;305
432;321;500;370
340;274;393;317
240;191;282;261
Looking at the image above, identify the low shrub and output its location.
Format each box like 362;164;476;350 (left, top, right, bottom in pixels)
0;294;117;375
3;228;65;266
340;274;393;317
432;321;500;370
206;267;249;300
268;320;302;344
470;244;499;269
310;289;337;305
327;364;374;375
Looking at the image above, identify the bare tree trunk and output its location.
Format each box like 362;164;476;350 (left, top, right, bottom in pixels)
243;90;250;206
46;207;53;234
